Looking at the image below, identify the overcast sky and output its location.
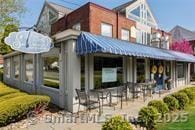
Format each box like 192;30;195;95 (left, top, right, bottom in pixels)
21;0;195;32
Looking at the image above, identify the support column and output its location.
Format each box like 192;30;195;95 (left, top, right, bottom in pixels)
65;39;81;113
59;42;66;108
171;61;176;88
145;58;150;80
127;57;133;82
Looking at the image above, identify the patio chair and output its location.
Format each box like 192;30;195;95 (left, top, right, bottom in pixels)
110;86;128;109
75;89;101;114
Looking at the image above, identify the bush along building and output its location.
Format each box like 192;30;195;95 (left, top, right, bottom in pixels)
3;0;195;112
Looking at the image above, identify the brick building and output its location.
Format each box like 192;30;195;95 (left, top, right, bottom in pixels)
3;0;195;112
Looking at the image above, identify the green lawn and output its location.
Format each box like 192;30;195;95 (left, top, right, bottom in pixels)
157;95;195;130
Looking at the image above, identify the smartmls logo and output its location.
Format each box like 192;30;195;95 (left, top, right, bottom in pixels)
4;31;53;54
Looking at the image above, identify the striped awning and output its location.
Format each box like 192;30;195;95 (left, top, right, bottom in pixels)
76;32;195;62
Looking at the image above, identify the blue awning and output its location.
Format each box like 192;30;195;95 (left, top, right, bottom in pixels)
76;32;195;62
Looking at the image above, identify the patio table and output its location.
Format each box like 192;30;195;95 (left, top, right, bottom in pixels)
139;82;156;101
90;86;128;112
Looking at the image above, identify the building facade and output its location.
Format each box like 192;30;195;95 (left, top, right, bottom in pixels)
3;0;194;112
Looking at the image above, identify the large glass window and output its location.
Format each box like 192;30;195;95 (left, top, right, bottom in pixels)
25;57;33;83
101;23;113;37
121;29;130;41
137;59;145;83
43;56;59;89
94;56;123;89
81;56;85;90
13;56;20;80
165;61;171;77
177;63;185;78
5;59;10;78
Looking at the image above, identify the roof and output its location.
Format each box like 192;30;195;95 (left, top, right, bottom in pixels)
113;0;137;12
170;25;195;42
76;32;195;62
47;2;73;14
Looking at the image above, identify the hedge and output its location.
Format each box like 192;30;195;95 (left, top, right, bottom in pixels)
138;106;159;130
163;96;179;111
148;100;169;117
102;116;133;130
0;95;50;126
171;92;189;110
179;88;194;103
0;92;27;102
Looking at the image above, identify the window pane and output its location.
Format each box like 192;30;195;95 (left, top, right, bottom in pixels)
130;6;140;17
147;33;151;45
72;23;81;31
13;57;20;79
121;29;130;41
101;23;112;37
81;56;85;90
177;63;184;78
25;59;33;83
43;57;59;89
94;57;123;89
5;59;10;78
137;59;145;83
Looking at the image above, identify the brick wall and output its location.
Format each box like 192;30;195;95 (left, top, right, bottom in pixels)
51;3;90;35
51;2;136;43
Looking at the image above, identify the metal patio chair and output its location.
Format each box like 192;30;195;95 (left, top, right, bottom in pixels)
75;89;101;114
110;86;128;109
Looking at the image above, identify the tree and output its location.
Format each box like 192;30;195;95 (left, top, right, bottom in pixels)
0;0;26;54
170;39;193;54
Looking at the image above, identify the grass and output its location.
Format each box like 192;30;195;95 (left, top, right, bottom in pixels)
157;87;195;130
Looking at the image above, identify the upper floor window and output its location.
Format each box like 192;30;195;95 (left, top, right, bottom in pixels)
72;23;81;31
121;29;130;41
101;23;112;37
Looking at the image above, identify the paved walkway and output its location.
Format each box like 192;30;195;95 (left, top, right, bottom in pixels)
1;84;194;130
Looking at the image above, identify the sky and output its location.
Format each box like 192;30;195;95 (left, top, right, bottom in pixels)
21;0;195;32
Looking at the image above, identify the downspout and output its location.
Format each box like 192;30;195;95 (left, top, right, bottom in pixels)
116;12;119;39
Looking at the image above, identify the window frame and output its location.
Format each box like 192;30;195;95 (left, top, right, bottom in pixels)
177;63;185;79
5;59;11;78
72;22;81;31
24;54;34;83
101;22;113;37
13;56;20;80
41;48;60;89
121;28;130;41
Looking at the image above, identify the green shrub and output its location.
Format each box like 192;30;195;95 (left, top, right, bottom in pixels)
102;116;133;130
163;96;179;111
180;89;194;103
138;106;159;130
172;92;189;110
0;95;50;126
148;100;169;117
